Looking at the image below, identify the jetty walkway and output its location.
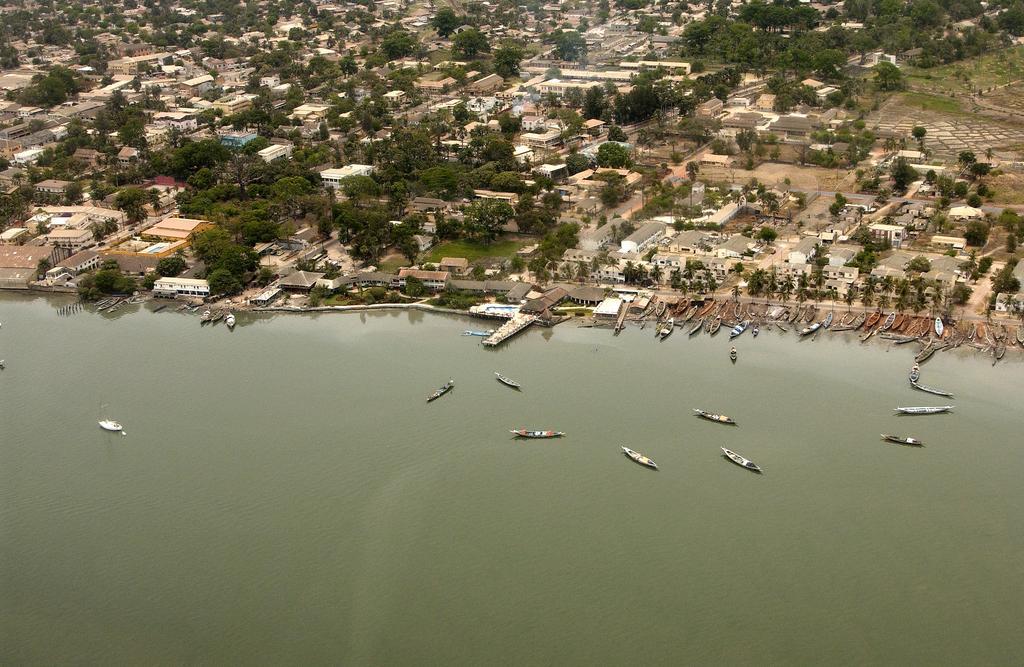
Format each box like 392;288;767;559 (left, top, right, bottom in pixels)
482;313;538;347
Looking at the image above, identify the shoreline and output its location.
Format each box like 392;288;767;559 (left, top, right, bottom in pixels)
2;292;1020;365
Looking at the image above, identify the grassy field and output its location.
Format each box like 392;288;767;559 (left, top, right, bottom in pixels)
904;46;1024;97
423;238;526;264
895;92;963;114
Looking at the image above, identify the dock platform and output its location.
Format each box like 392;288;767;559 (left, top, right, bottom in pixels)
482;313;538;347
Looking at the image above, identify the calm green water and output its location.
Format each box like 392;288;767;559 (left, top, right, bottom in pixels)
2;294;1023;665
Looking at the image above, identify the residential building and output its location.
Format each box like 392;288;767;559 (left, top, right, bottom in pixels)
397;268;449;290
257;143;292;163
142;217;212;242
219;131;259;148
438;257;469;275
868;222;905;248
788;237;819;265
45;227;93;255
35;179;72;196
712;234;754;259
320;164;375;188
620;222;666;254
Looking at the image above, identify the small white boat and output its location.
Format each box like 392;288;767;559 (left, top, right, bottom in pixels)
909;364;920;383
895;405;953;415
934;317;944;337
98;419;123;432
622;446;658;470
752;325;759;337
881;434;924;446
225;312;236;329
511;429;564;438
729;347;737;362
495;371;521;389
721;447;762;473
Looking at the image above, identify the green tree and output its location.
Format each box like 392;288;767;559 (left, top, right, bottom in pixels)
156;255;186;277
452;28;489;59
493;44;523;78
207;267;242;295
596;142;632;168
431;8;462;37
463;199;514;242
552;31;587;61
115;187;148;224
874;62;903;91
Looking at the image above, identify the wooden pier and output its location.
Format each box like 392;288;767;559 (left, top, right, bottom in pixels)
482;313;538;347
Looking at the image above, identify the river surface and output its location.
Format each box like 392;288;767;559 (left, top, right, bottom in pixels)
2;294;1023;665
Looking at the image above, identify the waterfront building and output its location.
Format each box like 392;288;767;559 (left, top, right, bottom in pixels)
152;277;210;298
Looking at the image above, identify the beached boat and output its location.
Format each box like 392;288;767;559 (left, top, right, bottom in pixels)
225;312;236;329
909;364;921;383
881;312;896;331
681;305;698;323
721;447;762;473
934;317;944;337
658;317;675;340
851;313;866;329
729;320;749;339
967;322;977;341
881;434;924;446
895;405;953;415
915;344;936;363
994;344;1006;361
864;311;882;329
199;309;212;324
799;322;822;336
511;429;563;438
823;311;834;329
426;379;454;402
621;446;658;470
694;408;736;425
709;316;723;335
495;372;521;389
689;317;704;336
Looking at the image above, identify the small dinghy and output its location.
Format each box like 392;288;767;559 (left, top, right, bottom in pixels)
511;429;564;438
881;434;924;446
427;379;454;402
895;405;953;415
694;408;736;425
621;446;658;470
721;447;762;473
494;372;521;389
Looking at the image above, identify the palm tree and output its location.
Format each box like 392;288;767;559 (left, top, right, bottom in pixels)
844;288;856;312
780;276;794;304
650;264;664;285
732;284;741;301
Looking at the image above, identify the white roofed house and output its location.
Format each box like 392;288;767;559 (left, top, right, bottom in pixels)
712;234;754;259
788;237;819;265
320;164;375;188
619;222;666;254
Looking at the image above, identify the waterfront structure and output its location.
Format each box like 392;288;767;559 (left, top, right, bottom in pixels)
152;277;211;298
